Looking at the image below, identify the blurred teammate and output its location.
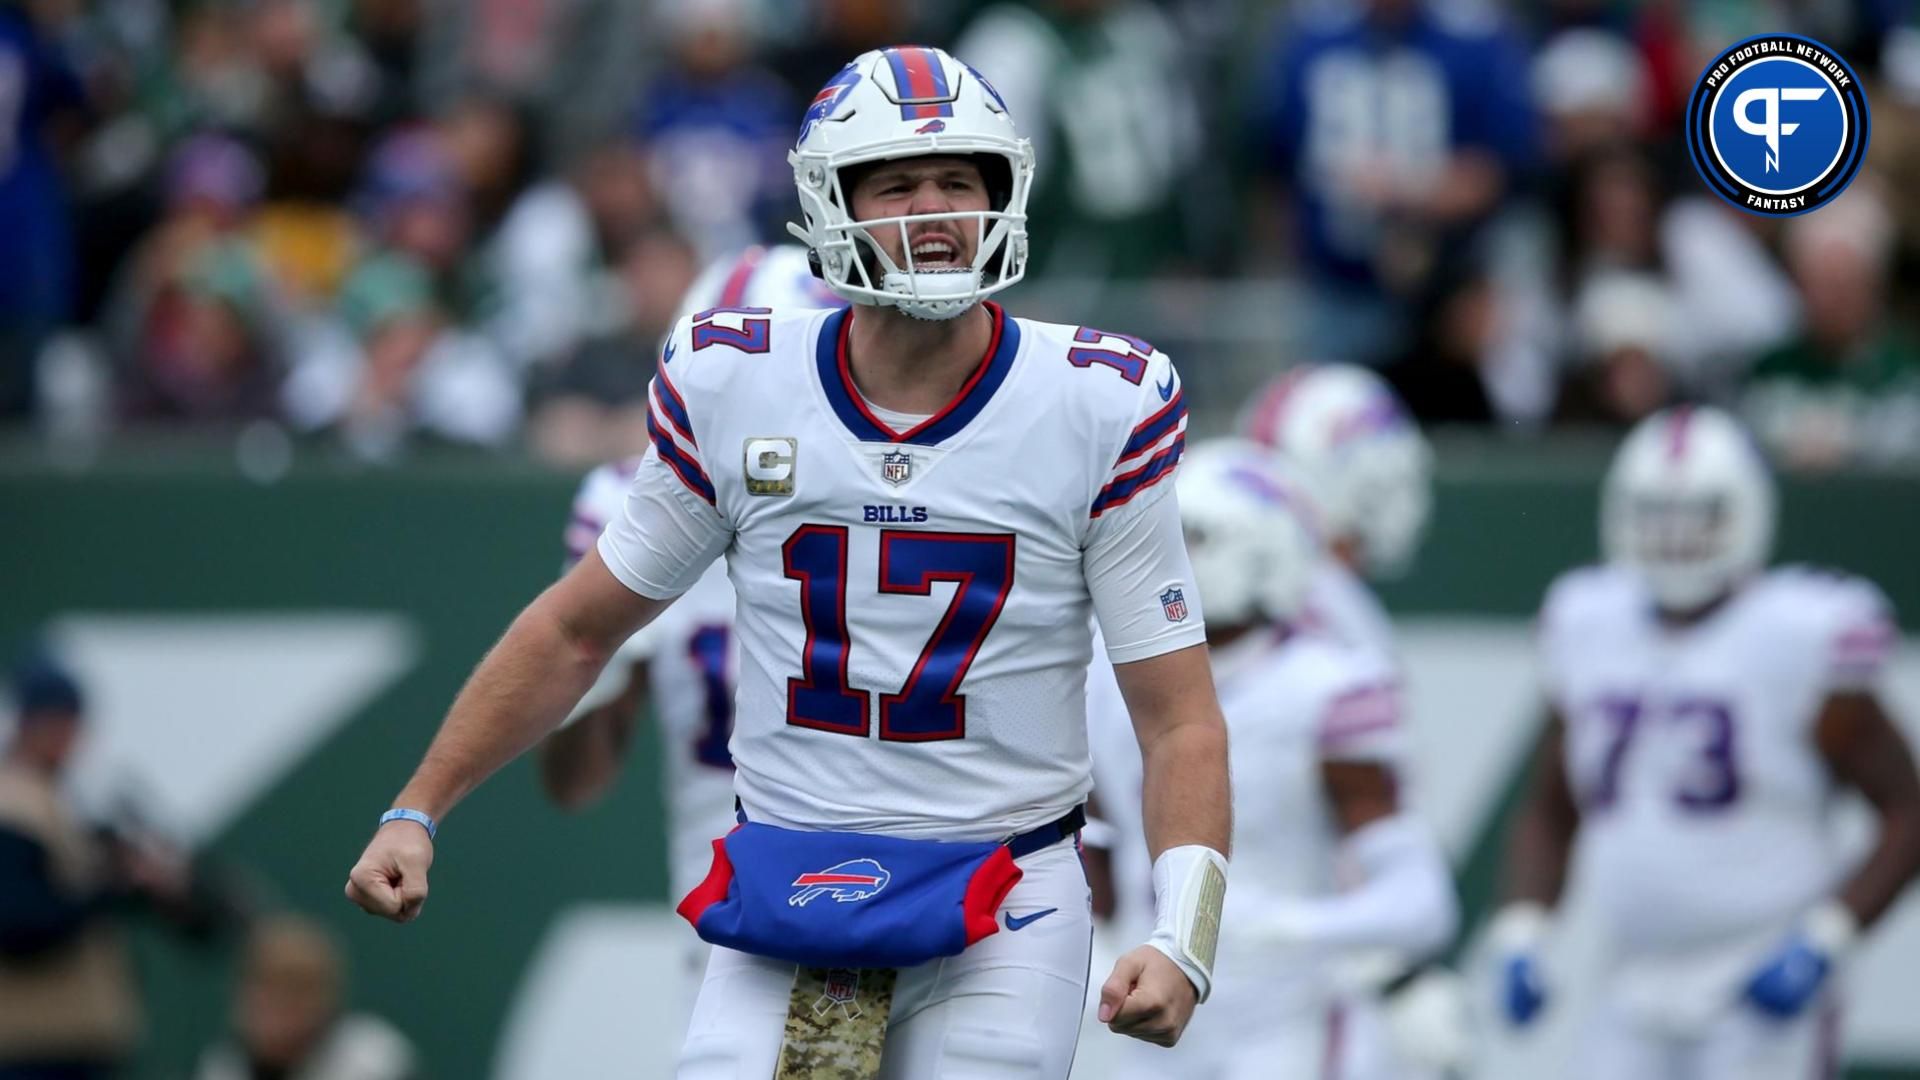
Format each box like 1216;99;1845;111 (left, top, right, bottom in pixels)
1088;441;1457;1079
1242;364;1433;658
536;243;840;993
1231;362;1470;1073
347;45;1231;1078
1491;405;1920;1079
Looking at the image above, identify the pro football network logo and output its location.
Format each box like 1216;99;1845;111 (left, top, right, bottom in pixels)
1686;34;1869;216
789;858;891;907
1160;586;1189;623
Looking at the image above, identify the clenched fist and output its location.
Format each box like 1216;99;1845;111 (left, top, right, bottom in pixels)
1098;945;1199;1047
344;821;435;922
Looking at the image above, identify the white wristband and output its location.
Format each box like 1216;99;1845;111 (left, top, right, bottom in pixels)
1803;899;1859;956
1144;844;1229;1002
1486;901;1550;955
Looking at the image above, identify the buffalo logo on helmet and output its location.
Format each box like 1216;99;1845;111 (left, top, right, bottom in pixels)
1160;586;1190;623
798;62;863;145
914;119;947;135
789;858;892;907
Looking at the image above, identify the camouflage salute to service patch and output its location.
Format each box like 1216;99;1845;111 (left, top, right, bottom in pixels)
774;966;898;1080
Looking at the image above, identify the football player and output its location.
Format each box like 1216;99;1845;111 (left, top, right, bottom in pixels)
1241;363;1433;658
346;46;1231;1079
1087;441;1457;1079
1235;363;1470;1074
1490;405;1920;1079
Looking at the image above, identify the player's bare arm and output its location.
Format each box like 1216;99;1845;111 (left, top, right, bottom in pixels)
1814;691;1920;928
1098;642;1230;1047
1503;710;1580;908
1488;708;1578;1026
1119;643;1231;857
536;661;648;811
1315;759;1457;951
1216;732;1458;955
345;548;672;922
1324;759;1397;833
1081;789;1118;922
1315;756;1468;1069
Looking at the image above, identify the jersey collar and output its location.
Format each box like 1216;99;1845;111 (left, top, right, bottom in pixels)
814;302;1022;446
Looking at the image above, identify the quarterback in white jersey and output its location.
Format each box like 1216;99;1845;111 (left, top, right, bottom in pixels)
1491;406;1920;1080
1087;441;1457;1080
346;44;1232;1080
1241;364;1433;659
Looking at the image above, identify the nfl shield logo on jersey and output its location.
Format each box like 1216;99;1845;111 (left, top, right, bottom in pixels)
1160;586;1190;623
881;450;913;486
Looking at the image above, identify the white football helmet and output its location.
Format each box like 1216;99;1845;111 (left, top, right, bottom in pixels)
1241;365;1433;577
787;46;1033;321
1602;405;1776;612
1176;439;1324;627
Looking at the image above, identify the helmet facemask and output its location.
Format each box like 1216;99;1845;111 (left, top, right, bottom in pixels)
792;149;1030;321
788;48;1034;321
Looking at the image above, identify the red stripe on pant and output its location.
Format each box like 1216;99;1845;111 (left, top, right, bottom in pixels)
1813;1001;1842;1080
1322;1001;1346;1080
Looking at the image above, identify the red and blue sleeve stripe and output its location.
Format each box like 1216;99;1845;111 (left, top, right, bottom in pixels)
1091;435;1185;519
886;47;955;120
655;366;698;447
646;378;715;506
1115;391;1186;466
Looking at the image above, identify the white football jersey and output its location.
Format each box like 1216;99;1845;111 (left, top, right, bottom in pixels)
600;303;1204;841
566;460;739;897
1538;564;1898;958
1089;625;1404;1018
1305;559;1398;662
1212;629;1405;1019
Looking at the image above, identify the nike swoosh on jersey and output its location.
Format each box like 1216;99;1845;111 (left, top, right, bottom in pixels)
1156;372;1175;401
1004;908;1057;931
663;339;678;365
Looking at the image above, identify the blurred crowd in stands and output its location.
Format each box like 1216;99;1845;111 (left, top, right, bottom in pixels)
1;0;1918;469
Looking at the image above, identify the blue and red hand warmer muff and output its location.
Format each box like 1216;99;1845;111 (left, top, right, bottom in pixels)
676;821;1022;969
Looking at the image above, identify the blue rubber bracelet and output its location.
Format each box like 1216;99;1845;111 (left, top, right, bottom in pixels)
379;808;438;839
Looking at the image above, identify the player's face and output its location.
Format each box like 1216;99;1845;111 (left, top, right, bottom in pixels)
846;157;989;273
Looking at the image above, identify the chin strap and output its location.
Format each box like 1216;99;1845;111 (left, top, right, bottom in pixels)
879;269;983;321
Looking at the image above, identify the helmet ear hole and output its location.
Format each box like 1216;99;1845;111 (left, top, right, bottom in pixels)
975;154;1013;212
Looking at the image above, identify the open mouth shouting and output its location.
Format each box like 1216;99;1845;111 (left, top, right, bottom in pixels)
908;232;965;271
